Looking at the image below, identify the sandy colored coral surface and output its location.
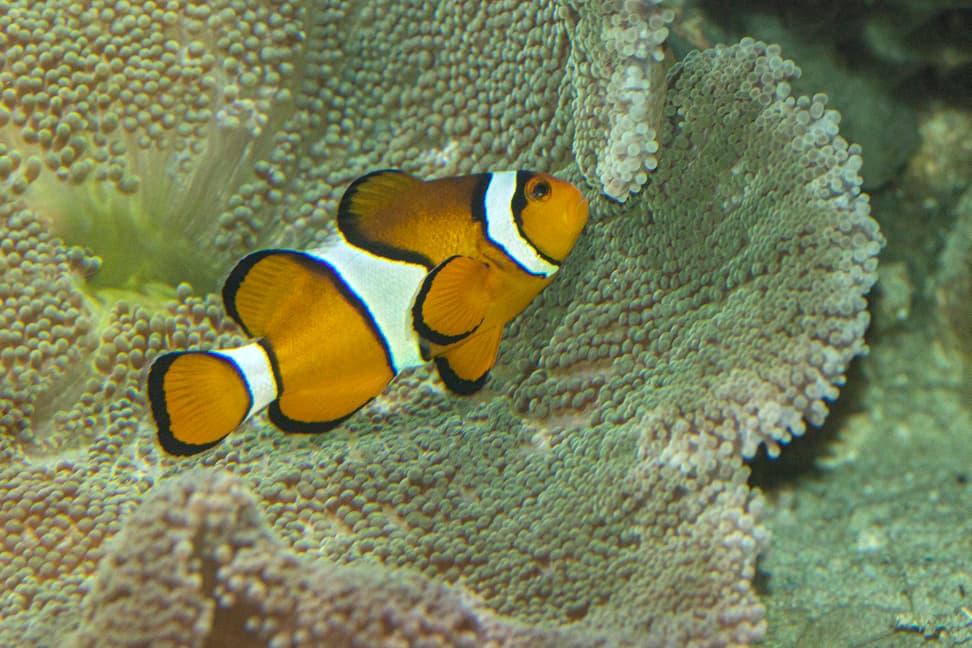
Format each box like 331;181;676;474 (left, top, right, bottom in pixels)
753;103;972;647
756;329;972;647
672;0;972;643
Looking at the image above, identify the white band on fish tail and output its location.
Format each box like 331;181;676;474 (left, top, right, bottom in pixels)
483;171;559;278
213;343;278;420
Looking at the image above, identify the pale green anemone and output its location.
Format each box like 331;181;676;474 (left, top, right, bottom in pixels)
0;0;302;292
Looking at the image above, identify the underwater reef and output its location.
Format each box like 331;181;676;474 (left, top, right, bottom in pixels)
675;0;972;645
0;1;887;646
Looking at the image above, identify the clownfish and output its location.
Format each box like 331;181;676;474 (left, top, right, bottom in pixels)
147;170;588;456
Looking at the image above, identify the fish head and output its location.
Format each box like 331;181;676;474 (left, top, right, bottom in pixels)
518;172;589;263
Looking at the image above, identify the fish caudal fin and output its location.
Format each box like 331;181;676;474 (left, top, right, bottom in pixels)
148;343;278;456
434;326;503;395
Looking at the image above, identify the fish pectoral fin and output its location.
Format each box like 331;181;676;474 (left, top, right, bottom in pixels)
412;255;490;345
434;327;503;395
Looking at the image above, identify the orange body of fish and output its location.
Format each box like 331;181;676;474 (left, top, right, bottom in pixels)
148;170;588;455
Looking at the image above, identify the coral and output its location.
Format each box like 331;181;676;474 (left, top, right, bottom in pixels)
0;201;99;458
73;469;620;647
1;0;676;291
0;285;246;642
924;109;972;376
510;38;881;459
0;3;878;645
314;1;574;176
0;0;304;290
0;240;243;458
683;1;920;190
204;397;766;646
689;0;971;95
0;460;137;645
906;108;972;204
72;287;246;460
935;184;972;359
563;0;674;201
870;107;972;334
872;261;913;332
860;0;972;90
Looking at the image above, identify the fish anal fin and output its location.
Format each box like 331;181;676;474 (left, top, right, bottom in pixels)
269;365;390;434
434;327;503;395
413;255;490;345
148;351;251;456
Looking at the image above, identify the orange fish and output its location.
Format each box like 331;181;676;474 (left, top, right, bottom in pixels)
148;170;589;455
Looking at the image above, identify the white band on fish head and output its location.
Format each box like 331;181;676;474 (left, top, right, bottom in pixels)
483;171;560;278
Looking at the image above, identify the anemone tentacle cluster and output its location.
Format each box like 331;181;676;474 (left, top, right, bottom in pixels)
511;39;880;459
0;0;673;292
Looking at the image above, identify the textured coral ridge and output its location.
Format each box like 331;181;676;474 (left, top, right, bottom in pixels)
0;203;98;457
512;38;882;459
0;0;304;290
74;470;617;647
0;22;879;648
565;0;673;200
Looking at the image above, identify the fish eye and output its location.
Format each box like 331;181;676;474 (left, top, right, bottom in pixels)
529;179;551;201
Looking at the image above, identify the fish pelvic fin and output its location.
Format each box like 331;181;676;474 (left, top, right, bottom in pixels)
433;326;503;395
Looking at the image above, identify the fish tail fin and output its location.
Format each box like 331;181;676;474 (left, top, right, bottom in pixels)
147;342;278;456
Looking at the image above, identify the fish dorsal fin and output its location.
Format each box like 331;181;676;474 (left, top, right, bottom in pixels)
338;169;431;266
412;255;490;345
222;249;312;338
434;326;503;395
